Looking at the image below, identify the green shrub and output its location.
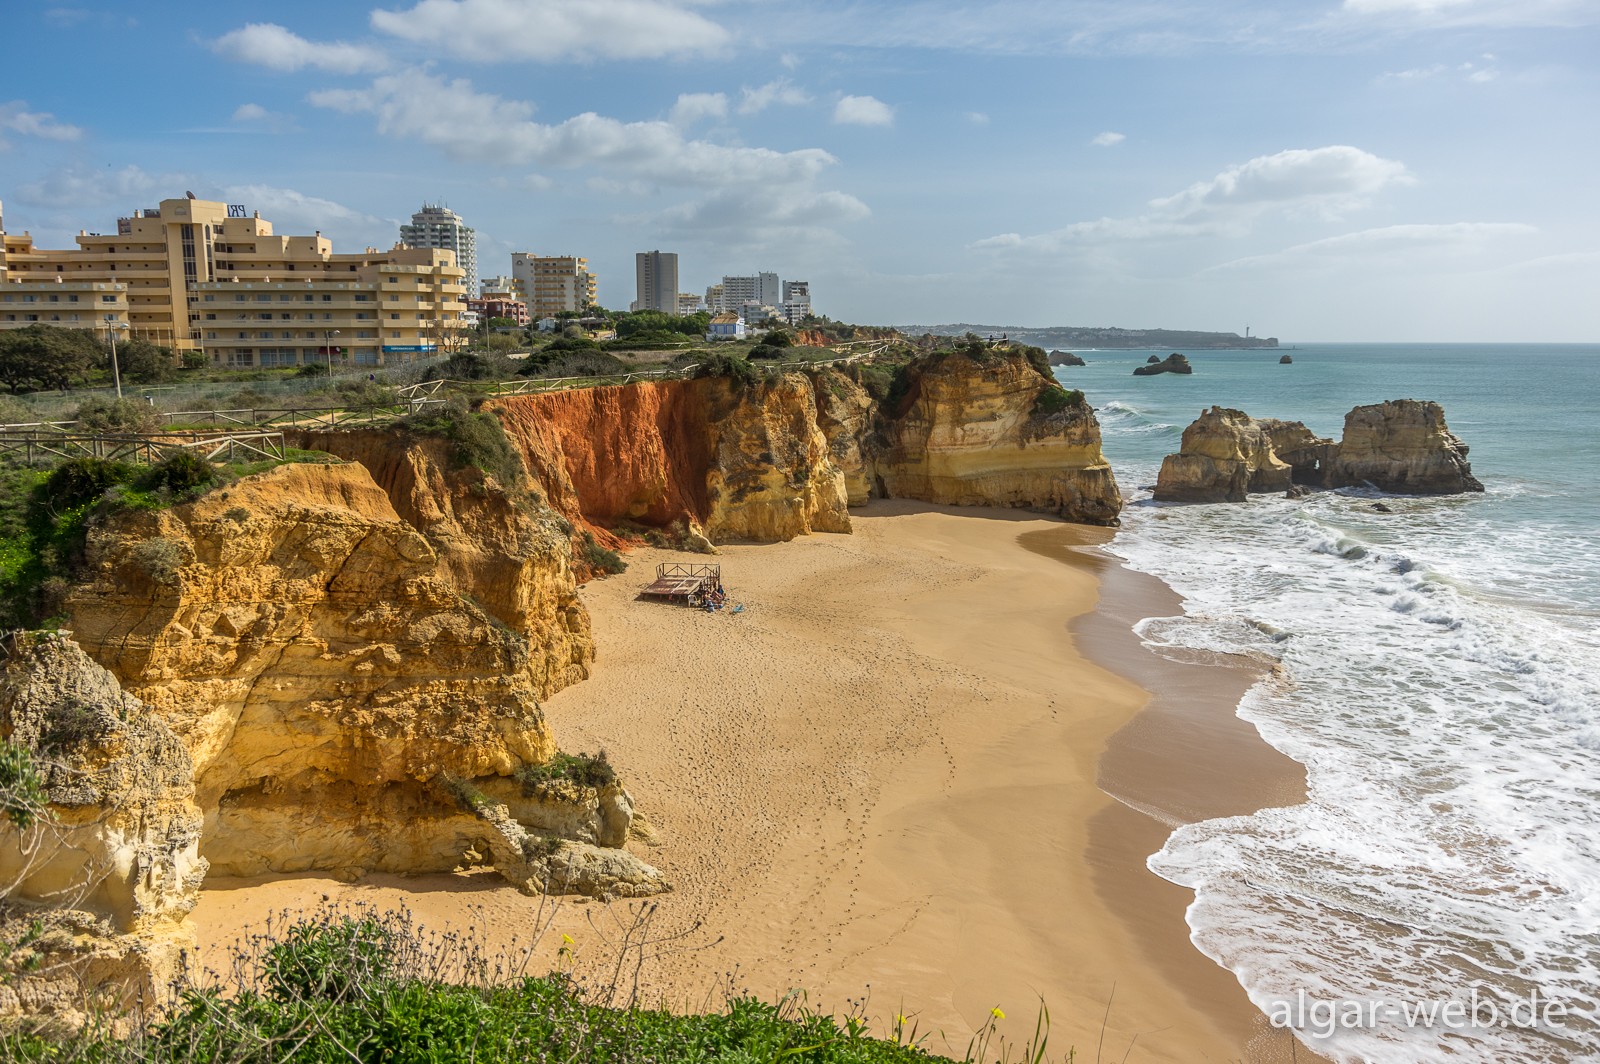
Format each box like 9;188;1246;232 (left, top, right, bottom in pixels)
129;536;184;584
402;397;523;485
692;352;757;385
261;914;398;1003
519;349;627;380
517;750;617;794
0;395;35;425
0;742;47;830
1032;385;1086;418
577;531;626;575
139;451;216;498
73;397;162;435
43;458;136;510
442;774;492;813
748;343;784;361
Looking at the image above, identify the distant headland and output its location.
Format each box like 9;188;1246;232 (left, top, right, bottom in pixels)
902;323;1280;349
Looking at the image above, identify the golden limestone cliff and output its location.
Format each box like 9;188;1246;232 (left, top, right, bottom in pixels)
870;350;1123;525
282;428;593;697
0;632;205;1023
58;460;662;897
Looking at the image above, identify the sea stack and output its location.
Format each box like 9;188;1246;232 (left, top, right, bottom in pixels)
1153;407;1292;502
1049;350;1086;367
1279;354;1293;364
1331;399;1484;494
1134;353;1193;376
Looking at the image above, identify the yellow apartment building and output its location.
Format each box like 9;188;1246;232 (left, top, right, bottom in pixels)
0;195;464;369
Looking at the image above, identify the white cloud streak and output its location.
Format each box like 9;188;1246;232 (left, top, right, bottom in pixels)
1208;222;1539;270
1091;131;1125;146
0;100;83;150
370;0;729;62
310;71;840;187
975;145;1415;252
738;79;811;115
212;23;389;74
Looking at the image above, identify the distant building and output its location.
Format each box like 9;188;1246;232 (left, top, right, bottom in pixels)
511;253;596;317
400;204;477;297
2;195;464;367
480;274;524;301
707;311;744;340
468;296;529;327
634;250;679;314
703;282;727;314
718;272;780;315
781;279;811;323
677;292;704;315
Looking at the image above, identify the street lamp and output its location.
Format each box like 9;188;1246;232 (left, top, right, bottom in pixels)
323;329;341;378
104;320;129;399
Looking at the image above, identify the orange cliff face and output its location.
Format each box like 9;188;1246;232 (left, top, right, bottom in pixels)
489;372;850;549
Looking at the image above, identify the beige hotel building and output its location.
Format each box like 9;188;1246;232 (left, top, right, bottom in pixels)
0;196;465;369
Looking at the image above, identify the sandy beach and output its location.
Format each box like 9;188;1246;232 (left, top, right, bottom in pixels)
195;501;1309;1062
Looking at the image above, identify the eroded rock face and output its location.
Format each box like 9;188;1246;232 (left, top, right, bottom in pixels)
1331;399;1484;494
61;462;575;879
873;351;1123;525
1259;419;1339;487
285;430;593;698
0;632;205;1021
491;374;851;547
1154;407;1292;503
1048;350;1086;367
807;367;877;507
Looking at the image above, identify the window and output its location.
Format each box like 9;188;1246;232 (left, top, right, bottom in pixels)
322;294;332;302
47;295;59;303
257;313;271;320
256;294;270;302
205;314;216;321
67;295;79;303
304;294;314;302
207;332;217;340
353;294;370;302
203;295;215;302
390;313;399;320
390;332;400;339
279;294;292;302
388;294;399;301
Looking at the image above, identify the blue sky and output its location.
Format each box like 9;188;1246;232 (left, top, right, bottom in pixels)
3;0;1597;340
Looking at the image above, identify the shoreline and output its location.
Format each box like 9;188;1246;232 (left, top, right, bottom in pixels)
192;502;1304;1060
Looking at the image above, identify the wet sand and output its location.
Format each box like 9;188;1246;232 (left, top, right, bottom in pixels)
194;501;1310;1061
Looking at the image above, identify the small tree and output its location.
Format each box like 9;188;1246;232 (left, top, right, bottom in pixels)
0;326;99;392
114;338;175;384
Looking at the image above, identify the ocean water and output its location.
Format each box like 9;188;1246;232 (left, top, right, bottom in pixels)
1058;344;1600;1062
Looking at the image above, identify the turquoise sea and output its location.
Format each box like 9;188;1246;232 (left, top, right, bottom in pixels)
1057;344;1600;1063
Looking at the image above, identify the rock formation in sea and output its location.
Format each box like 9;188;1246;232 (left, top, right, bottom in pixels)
1048;350;1086;367
1279;354;1293;364
1156;400;1484;502
1331;400;1484;494
1154;407;1292;502
1133;353;1192;376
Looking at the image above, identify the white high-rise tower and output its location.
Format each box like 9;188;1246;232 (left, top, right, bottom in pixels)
401;204;478;297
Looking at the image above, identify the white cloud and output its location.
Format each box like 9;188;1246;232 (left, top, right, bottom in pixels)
965;111;990;125
370;0;728;62
738;79;811;115
1379;58;1500;83
1149;146;1413;218
975;145;1415;253
310;71;839;187
1209;222;1538;270
230;102;297;133
670;92;728;127
833;94;895;126
219;185;397;249
490;173;555;192
14;164;179;208
1091;131;1125;146
0;100;82;150
1338;0;1596;26
212;23;389;74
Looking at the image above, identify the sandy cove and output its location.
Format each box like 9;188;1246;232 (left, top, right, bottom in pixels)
196;501;1307;1062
